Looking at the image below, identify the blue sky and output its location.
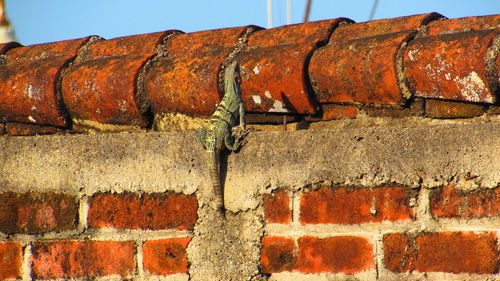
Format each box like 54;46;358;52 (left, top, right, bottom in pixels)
6;0;500;45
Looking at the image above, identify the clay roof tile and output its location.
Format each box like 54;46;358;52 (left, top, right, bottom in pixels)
0;13;498;133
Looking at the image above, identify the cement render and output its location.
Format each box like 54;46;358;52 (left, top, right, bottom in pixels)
0;119;498;209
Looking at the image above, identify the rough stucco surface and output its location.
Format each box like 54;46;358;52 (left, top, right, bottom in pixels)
186;206;265;281
1;120;498;207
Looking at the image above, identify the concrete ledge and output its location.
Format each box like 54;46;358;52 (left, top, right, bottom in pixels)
1;120;498;212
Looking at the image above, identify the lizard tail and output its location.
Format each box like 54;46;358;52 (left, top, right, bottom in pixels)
208;152;225;217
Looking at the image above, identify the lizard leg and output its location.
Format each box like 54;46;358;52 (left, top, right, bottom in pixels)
225;134;241;151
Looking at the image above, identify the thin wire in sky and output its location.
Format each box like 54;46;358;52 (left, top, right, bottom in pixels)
303;0;312;22
368;0;380;20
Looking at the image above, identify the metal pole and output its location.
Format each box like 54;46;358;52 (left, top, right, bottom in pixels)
303;0;312;22
286;0;292;24
267;0;273;28
368;0;380;20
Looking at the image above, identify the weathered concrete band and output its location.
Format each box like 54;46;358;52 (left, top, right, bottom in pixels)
0;120;498;212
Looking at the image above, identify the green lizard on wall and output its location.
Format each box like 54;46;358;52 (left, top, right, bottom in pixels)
197;61;247;218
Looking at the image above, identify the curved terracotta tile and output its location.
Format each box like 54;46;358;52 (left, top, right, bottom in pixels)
404;29;498;104
237;19;350;114
63;58;149;126
330;13;443;42
427;15;500;36
310;31;415;105
0;41;20;54
146;26;255;117
309;14;444;107
164;26;251;56
62;31;172;127
0;37;91;126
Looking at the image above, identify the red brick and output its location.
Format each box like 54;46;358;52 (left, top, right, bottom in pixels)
304;104;359;121
405;30;498;104
6;122;62;136
416;232;499;274
143;238;191;275
263;191;291;224
0;192;78;234
0;242;22;280
261;236;296;273
430;185;500;218
364;97;425;117
88;192;198;230
384;232;499;274
238;19;349;115
246;113;299;124
296;236;374;273
425;99;486;118
62;32;172;127
31;240;135;279
300;186;415;225
0;37;92;127
427;15;500;36
146;27;253;117
330;13;442;42
383;233;417;272
320;104;359;120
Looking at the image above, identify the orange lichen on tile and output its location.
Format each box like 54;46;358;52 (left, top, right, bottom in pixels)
0;37;92;127
146;26;256;117
311;32;414;105
0;13;497;131
404;29;498;103
330;13;443;41
62;31;173;127
427;14;500;35
237;19;350;115
309;14;442;108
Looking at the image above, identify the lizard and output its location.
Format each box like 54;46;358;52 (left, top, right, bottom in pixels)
197;61;247;218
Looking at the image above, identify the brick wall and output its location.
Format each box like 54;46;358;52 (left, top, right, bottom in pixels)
0;192;197;280
261;185;500;280
0;185;498;280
